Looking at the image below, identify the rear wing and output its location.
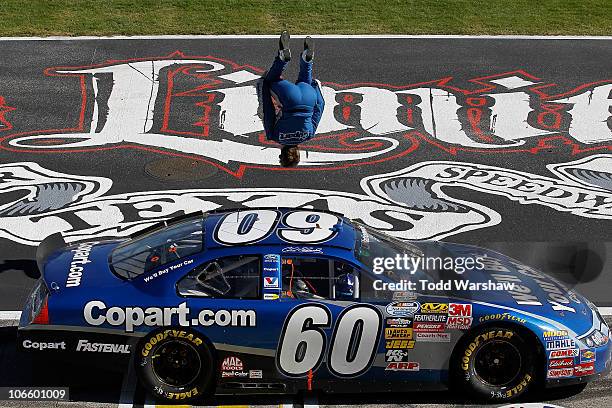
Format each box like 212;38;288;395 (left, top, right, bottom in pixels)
36;233;67;275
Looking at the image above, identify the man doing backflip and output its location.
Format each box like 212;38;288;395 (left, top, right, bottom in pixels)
262;31;325;167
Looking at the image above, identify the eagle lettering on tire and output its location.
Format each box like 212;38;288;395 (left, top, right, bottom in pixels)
136;328;214;402
454;326;537;400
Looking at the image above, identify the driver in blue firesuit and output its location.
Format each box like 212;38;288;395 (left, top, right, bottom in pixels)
261;31;325;167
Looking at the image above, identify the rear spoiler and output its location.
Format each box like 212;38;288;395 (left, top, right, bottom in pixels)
36;233;67;275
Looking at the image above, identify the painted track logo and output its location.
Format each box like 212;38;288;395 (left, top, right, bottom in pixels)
0;52;610;177
0;155;610;245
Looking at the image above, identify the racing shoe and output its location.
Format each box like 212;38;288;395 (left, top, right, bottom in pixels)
278;30;291;62
303;36;314;62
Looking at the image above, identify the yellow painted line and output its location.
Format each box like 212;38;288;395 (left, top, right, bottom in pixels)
155;405;191;408
155;405;190;408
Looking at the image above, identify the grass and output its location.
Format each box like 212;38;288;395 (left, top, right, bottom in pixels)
0;0;610;36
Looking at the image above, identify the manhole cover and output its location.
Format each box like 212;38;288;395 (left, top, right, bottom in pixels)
145;158;218;181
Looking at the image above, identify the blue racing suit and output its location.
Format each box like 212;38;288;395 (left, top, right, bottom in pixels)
262;56;325;146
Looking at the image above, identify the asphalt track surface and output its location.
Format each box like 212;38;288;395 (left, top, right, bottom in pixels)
0;36;610;407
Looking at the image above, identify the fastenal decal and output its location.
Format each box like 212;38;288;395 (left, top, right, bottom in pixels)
76;339;130;354
83;301;256;332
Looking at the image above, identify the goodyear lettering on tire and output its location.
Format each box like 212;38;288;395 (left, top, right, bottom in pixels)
141;329;204;357
461;330;513;371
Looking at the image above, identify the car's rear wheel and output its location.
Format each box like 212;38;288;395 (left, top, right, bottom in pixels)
453;326;537;401
136;329;214;403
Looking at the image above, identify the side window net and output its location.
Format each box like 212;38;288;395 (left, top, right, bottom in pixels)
178;255;260;299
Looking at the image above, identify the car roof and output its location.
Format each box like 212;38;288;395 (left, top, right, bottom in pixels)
203;207;357;252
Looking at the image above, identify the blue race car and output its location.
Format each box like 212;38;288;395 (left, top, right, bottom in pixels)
18;208;611;402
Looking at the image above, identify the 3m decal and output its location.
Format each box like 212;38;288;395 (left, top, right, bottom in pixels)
448;303;472;317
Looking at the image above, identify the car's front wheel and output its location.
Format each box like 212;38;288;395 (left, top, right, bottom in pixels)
136;328;214;403
453;326;537;401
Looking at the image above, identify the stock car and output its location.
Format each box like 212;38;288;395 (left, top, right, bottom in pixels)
18;208;611;402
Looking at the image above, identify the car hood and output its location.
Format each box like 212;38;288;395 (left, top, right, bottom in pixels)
412;241;594;332
42;239;124;291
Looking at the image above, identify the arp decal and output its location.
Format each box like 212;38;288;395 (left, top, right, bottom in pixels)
0;156;611;246
0;52;610;177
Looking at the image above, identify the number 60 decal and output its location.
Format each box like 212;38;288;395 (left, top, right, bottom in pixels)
276;304;382;377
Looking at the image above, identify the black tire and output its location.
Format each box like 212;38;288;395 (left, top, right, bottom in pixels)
136;328;214;403
453;326;537;401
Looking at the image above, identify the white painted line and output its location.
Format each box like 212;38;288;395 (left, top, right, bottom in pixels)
599;307;612;316
0;311;21;320
118;351;137;408
0;35;610;41
303;395;319;408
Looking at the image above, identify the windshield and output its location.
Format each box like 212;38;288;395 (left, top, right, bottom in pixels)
353;222;430;282
110;218;204;279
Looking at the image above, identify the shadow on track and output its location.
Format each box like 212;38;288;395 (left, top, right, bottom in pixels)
0;327;594;406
